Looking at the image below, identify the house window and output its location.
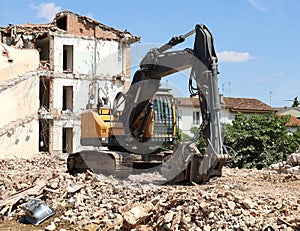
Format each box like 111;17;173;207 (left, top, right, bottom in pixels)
193;111;200;125
63;86;73;111
63;45;73;72
62;127;73;153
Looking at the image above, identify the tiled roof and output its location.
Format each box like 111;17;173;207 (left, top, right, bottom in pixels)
286;115;300;127
178;96;274;113
223;97;274;113
177;97;200;107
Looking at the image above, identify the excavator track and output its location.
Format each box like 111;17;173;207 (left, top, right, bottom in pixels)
67;150;132;178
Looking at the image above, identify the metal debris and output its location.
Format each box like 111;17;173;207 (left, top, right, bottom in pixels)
21;198;55;225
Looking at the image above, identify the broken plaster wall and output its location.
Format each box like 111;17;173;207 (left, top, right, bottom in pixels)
53;35;124;77
0;73;39;159
0;43;39;84
0;44;39;159
51;78;123;153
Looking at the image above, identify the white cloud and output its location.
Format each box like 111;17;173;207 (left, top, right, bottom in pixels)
245;0;267;12
217;51;252;62
275;72;285;77
30;2;62;21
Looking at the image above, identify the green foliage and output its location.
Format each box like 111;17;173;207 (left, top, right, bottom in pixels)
176;128;206;154
190;127;207;154
224;112;300;169
292;96;299;107
176;129;191;142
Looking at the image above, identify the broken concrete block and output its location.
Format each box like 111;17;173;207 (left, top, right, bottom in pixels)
242;198;254;209
227;201;236;210
45;222;56;231
287;152;300;166
120;202;154;229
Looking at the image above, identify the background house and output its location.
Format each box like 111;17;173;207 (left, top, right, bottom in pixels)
276;107;300;119
221;97;275;124
176;97;201;136
0;11;139;158
177;96;274;136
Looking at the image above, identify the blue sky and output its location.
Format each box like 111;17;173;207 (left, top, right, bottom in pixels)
0;0;299;107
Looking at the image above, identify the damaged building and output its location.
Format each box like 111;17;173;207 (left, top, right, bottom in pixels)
0;11;140;158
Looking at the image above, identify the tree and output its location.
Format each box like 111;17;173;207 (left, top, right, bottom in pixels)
292;96;299;107
176;127;206;154
223;112;300;169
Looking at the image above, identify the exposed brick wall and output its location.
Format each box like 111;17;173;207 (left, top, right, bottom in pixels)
66;15;95;37
95;26;118;40
64;14;119;41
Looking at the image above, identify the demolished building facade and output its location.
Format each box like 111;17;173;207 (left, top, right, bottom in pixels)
0;11;139;158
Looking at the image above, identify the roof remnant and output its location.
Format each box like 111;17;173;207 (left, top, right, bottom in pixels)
0;10;140;46
53;11;140;42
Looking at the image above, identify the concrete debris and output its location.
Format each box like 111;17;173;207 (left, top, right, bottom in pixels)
269;150;300;174
287;151;300;166
0;154;299;230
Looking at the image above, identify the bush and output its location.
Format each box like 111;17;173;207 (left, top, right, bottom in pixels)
224;112;300;169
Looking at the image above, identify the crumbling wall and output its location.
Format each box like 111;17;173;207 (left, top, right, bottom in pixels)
0;43;39;83
0;73;39;158
57;13;119;41
95;25;119;40
53;36;123;77
65;14;95;37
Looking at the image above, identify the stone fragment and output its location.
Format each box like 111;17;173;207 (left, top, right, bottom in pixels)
45;222;56;231
242;198;254;209
287;152;300;166
120;202;154;229
164;211;175;223
203;225;211;231
227;201;236;210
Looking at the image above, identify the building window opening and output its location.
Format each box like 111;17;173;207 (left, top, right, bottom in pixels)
35;37;50;65
193;111;200;126
39;77;50;109
63;86;73;111
56;16;67;31
63;45;73;72
62;127;73;153
39;120;49;152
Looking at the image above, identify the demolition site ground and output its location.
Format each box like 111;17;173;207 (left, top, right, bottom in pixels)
0;153;299;231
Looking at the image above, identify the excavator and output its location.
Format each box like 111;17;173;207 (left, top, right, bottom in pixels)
67;24;229;183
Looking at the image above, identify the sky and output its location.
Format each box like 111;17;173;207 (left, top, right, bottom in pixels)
0;0;299;107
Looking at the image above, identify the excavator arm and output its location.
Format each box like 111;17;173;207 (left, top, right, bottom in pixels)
114;24;229;182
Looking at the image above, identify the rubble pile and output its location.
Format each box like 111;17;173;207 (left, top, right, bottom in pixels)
0;154;300;230
270;150;300;174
